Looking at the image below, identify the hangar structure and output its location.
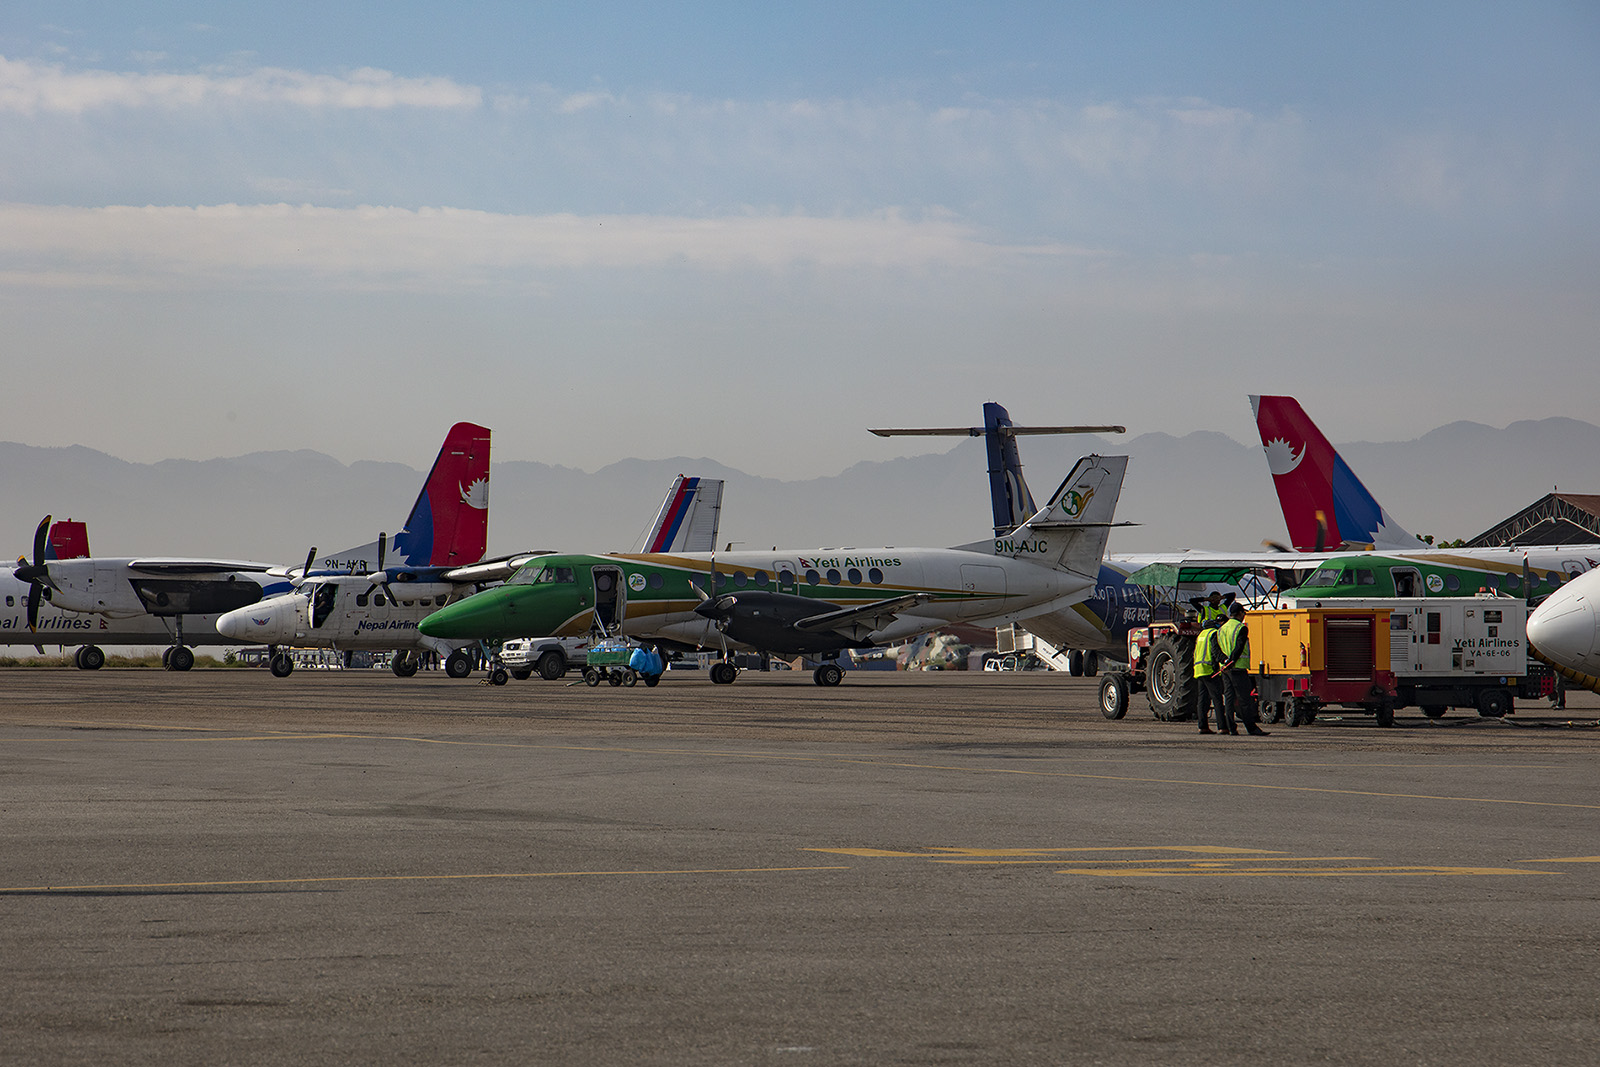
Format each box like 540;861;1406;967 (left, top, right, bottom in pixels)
1467;493;1600;548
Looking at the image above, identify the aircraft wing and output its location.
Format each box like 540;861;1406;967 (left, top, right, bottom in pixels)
793;593;936;642
125;559;276;575
440;551;552;585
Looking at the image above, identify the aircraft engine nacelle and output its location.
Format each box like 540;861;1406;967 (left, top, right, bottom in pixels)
693;590;862;655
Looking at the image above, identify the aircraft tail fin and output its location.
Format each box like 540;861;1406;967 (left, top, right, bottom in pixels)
1000;455;1129;577
984;402;1038;537
1250;395;1425;552
46;520;90;560
642;476;724;553
388;422;491;568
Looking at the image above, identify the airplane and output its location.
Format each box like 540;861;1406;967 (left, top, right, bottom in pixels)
1526;567;1600;694
218;474;727;678
1249;394;1600;597
7;422;494;671
416;454;1131;686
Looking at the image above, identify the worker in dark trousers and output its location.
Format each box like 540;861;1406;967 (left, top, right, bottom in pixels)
1190;590;1234;629
1193;619;1228;734
1217;604;1268;736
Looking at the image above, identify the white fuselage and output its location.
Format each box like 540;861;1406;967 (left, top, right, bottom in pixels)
0;572;237;648
216;576;470;655
1527;567;1600;678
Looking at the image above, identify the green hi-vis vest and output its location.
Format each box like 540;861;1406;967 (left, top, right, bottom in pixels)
1193;627;1220;678
1198;603;1228;626
1217;617;1248;669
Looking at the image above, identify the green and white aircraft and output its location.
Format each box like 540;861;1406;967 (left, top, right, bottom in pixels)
418;455;1129;685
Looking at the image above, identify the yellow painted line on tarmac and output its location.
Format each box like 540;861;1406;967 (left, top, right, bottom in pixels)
1055;865;1550;878
0;865;852;895
1525;856;1600;863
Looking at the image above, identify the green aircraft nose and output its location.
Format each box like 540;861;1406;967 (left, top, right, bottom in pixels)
419;587;518;639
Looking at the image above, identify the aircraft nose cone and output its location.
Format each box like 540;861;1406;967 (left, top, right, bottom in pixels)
216;605;265;641
419;589;514;639
1527;582;1598;673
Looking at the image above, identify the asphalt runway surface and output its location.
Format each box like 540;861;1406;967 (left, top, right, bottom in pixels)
4;668;1599;1066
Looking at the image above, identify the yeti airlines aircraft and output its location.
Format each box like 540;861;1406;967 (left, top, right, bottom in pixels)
219;474;727;678
418;455;1129;686
7;423;494;671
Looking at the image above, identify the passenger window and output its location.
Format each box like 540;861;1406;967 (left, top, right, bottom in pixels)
648;573;664;589
418;598;431;606
754;571;769;587
1444;574;1460;592
374;594;387;607
805;569;820;586
868;568;884;584
734;571;748;588
847;568;862;585
826;569;841;585
356;594;369;607
4;596;11;607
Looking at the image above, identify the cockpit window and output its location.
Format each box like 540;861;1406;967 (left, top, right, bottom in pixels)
1304;567;1341;588
513;565;577;586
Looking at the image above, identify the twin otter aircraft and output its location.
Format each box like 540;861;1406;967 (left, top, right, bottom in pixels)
419;455;1129;685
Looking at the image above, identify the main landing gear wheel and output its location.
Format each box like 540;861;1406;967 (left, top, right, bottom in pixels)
391;653;419;678
270;654;294;678
812;663;844;687
535;651;565;681
709;661;738;685
75;645;105;671
1066;649;1085;677
165;646;195;672
161;647;173;669
1098;672;1130;720
444;650;472;679
489;667;509;686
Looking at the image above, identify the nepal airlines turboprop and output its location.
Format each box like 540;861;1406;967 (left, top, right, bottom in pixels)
418;454;1130;686
1249;395;1598;600
218;473;726;679
7;422;494;671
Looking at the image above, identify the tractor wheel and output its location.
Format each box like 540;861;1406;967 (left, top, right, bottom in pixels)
1144;635;1196;721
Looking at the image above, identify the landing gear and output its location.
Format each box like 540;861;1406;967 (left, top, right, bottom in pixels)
489;667;509;686
391;652;419;678
444;650;472;679
164;646;194;672
74;645;105;671
812;663;843;687
1067;649;1085;676
270;653;294;678
709;661;738;685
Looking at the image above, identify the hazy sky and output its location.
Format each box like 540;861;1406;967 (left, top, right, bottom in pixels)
2;2;1597;477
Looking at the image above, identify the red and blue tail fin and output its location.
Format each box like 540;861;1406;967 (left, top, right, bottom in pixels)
390;423;491;568
1250;395;1424;552
643;476;724;553
46;519;90;560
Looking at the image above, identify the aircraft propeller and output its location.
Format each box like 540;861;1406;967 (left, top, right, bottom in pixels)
12;515;54;631
1261;511;1329;555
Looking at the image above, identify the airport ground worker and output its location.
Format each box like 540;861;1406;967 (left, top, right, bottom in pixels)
1217;604;1269;736
1192;619;1229;734
1190;590;1234;628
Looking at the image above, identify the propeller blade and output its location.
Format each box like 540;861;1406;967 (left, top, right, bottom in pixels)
32;514;51;567
26;583;41;630
1313;511;1328;554
295;546;317;583
1260;539;1292;554
376;532;387;572
687;579;710;603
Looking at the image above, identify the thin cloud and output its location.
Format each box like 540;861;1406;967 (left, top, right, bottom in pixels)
0;56;481;114
0;202;1099;287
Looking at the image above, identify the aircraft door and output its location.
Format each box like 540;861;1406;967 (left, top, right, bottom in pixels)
1391;567;1422;598
592;566;626;633
774;561;799;595
311;582;338;629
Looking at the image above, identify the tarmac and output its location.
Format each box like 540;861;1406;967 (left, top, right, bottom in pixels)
3;668;1599;1065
